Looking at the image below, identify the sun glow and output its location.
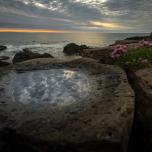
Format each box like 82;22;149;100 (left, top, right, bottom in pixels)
90;21;127;29
34;2;47;9
0;28;66;33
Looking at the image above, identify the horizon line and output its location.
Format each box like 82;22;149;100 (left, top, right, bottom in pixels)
0;28;67;33
0;28;150;34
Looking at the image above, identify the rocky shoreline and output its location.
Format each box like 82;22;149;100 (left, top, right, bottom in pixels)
0;33;152;152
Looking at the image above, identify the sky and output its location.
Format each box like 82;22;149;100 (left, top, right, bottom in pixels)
0;0;152;33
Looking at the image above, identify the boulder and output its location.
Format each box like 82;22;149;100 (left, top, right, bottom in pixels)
63;43;89;55
0;58;134;152
0;61;10;67
0;45;7;51
12;48;54;63
127;68;152;151
81;47;114;64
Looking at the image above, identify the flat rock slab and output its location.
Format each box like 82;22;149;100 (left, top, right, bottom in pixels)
0;58;134;152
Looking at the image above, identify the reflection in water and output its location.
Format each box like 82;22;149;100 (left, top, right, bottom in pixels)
63;70;76;79
9;69;90;106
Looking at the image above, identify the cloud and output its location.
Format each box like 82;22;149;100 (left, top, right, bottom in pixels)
0;0;151;32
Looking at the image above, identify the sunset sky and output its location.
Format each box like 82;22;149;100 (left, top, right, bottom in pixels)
0;0;152;33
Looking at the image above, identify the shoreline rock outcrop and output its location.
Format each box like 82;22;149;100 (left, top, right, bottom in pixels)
125;33;152;41
111;40;140;45
1;33;152;152
12;48;54;63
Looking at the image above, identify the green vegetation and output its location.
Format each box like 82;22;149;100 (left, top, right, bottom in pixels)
114;47;152;68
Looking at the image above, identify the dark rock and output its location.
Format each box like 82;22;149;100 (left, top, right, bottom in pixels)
0;128;49;152
125;36;148;41
125;33;152;41
0;56;10;61
12;48;54;64
150;32;152;38
63;43;89;55
0;46;7;51
127;68;152;151
112;40;140;45
0;61;10;67
0;58;134;152
81;47;114;64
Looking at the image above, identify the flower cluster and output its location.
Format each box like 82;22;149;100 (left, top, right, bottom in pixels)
142;40;152;46
140;59;149;64
111;45;127;59
133;42;144;49
125;58;149;65
111;40;152;59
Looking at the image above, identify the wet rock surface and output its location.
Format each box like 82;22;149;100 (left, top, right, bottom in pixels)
0;58;134;152
12;48;54;63
63;43;89;55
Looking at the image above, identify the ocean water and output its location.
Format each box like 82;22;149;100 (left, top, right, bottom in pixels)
0;32;148;61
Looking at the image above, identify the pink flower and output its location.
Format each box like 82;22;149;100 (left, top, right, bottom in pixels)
111;52;120;59
142;40;152;46
111;45;128;59
141;59;149;64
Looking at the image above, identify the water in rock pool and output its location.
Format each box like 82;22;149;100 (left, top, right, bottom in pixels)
0;69;91;106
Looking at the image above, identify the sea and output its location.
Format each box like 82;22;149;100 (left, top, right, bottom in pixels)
0;32;148;62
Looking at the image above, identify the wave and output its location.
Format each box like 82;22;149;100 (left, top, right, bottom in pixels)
0;42;80;62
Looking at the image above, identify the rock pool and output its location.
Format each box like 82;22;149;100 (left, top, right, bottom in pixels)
0;69;91;107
